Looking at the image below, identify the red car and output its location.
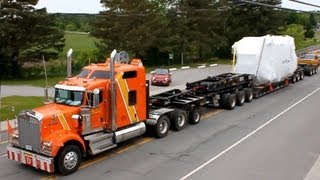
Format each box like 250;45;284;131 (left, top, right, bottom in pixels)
151;68;172;86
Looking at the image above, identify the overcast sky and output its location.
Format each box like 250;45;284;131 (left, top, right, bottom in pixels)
35;0;320;13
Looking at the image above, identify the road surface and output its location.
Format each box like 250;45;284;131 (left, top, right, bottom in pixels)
0;66;319;180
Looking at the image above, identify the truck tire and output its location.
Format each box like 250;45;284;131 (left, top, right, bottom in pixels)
291;74;296;83
189;109;201;124
300;71;304;80
56;145;81;175
244;88;253;102
155;115;170;138
172;110;187;131
315;67;318;74
236;91;245;106
296;72;301;81
219;94;228;108
224;94;236;110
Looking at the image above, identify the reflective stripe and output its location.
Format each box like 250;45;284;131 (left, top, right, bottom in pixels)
116;74;138;123
57;113;70;131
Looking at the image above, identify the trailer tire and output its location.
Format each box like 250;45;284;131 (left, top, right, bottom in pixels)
315;67;318;74
236;91;245;106
244;88;253;102
220;94;228;108
172;110;187;131
296;72;300;81
291;74;296;83
189;109;201;124
300;71;304;80
224;94;236;110
155;115;170;138
56;145;81;175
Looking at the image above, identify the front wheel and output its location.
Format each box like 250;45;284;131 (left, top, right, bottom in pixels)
56;145;82;175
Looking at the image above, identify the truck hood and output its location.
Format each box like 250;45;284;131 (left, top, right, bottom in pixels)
33;103;79;121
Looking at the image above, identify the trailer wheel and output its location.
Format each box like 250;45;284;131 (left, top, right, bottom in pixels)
155;115;170;138
172;110;187;131
236;91;245;106
244;88;253;102
315;67;318;74
56;145;81;175
300;71;304;80
291;74;296;83
224;94;236;110
219;94;228;108
296;72;301;81
189;109;201;124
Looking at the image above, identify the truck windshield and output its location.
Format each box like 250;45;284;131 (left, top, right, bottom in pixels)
54;89;84;106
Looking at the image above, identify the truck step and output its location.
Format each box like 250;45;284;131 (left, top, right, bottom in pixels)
89;141;117;155
84;132;114;143
84;132;117;155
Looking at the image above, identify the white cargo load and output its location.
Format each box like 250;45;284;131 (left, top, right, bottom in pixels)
232;35;297;85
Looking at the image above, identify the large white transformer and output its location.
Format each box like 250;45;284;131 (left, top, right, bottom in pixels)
232;35;297;85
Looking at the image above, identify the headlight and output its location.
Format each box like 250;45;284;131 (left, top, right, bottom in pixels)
12;132;19;139
165;78;168;81
42;141;52;147
152;76;156;80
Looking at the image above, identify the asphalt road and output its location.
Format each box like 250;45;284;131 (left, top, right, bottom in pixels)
0;66;319;180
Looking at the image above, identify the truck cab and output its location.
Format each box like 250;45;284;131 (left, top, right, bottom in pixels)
8;56;148;175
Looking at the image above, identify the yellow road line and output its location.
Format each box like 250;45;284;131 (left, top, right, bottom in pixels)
202;109;224;120
79;137;153;169
40;109;223;179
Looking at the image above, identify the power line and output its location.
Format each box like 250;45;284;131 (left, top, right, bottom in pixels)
238;0;319;13
289;0;320;9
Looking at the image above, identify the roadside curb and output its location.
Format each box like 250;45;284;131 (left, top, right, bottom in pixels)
149;64;219;73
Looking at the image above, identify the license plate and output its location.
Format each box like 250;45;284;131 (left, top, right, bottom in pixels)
26;145;32;151
25;156;33;166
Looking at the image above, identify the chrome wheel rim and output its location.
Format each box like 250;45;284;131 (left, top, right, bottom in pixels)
159;120;168;134
64;151;78;170
177;114;186;126
194;112;200;122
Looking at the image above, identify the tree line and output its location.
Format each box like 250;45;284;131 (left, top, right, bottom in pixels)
0;0;319;79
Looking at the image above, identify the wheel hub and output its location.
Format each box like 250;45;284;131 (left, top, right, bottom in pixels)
64;151;78;170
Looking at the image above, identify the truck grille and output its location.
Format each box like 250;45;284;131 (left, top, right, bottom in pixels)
18;113;41;153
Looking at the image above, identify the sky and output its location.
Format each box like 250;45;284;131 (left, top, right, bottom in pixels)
35;0;320;14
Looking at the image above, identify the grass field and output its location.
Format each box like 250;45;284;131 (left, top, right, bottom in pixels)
0;96;44;121
60;32;98;59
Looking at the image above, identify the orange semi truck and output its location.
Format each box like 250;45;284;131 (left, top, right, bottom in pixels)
7;48;310;175
6;50;207;175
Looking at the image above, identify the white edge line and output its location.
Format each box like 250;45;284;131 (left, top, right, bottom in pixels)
209;64;218;67
180;87;320;180
169;68;177;71
181;66;190;69
197;65;206;69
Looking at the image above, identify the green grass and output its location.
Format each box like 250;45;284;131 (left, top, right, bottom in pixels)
60;32;98;58
0;96;44;121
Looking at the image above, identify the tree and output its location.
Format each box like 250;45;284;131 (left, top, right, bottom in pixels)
309;13;317;28
0;0;64;78
167;0;228;63
281;24;304;49
91;0;171;66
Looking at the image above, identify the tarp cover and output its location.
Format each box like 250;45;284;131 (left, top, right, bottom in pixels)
232;35;297;85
